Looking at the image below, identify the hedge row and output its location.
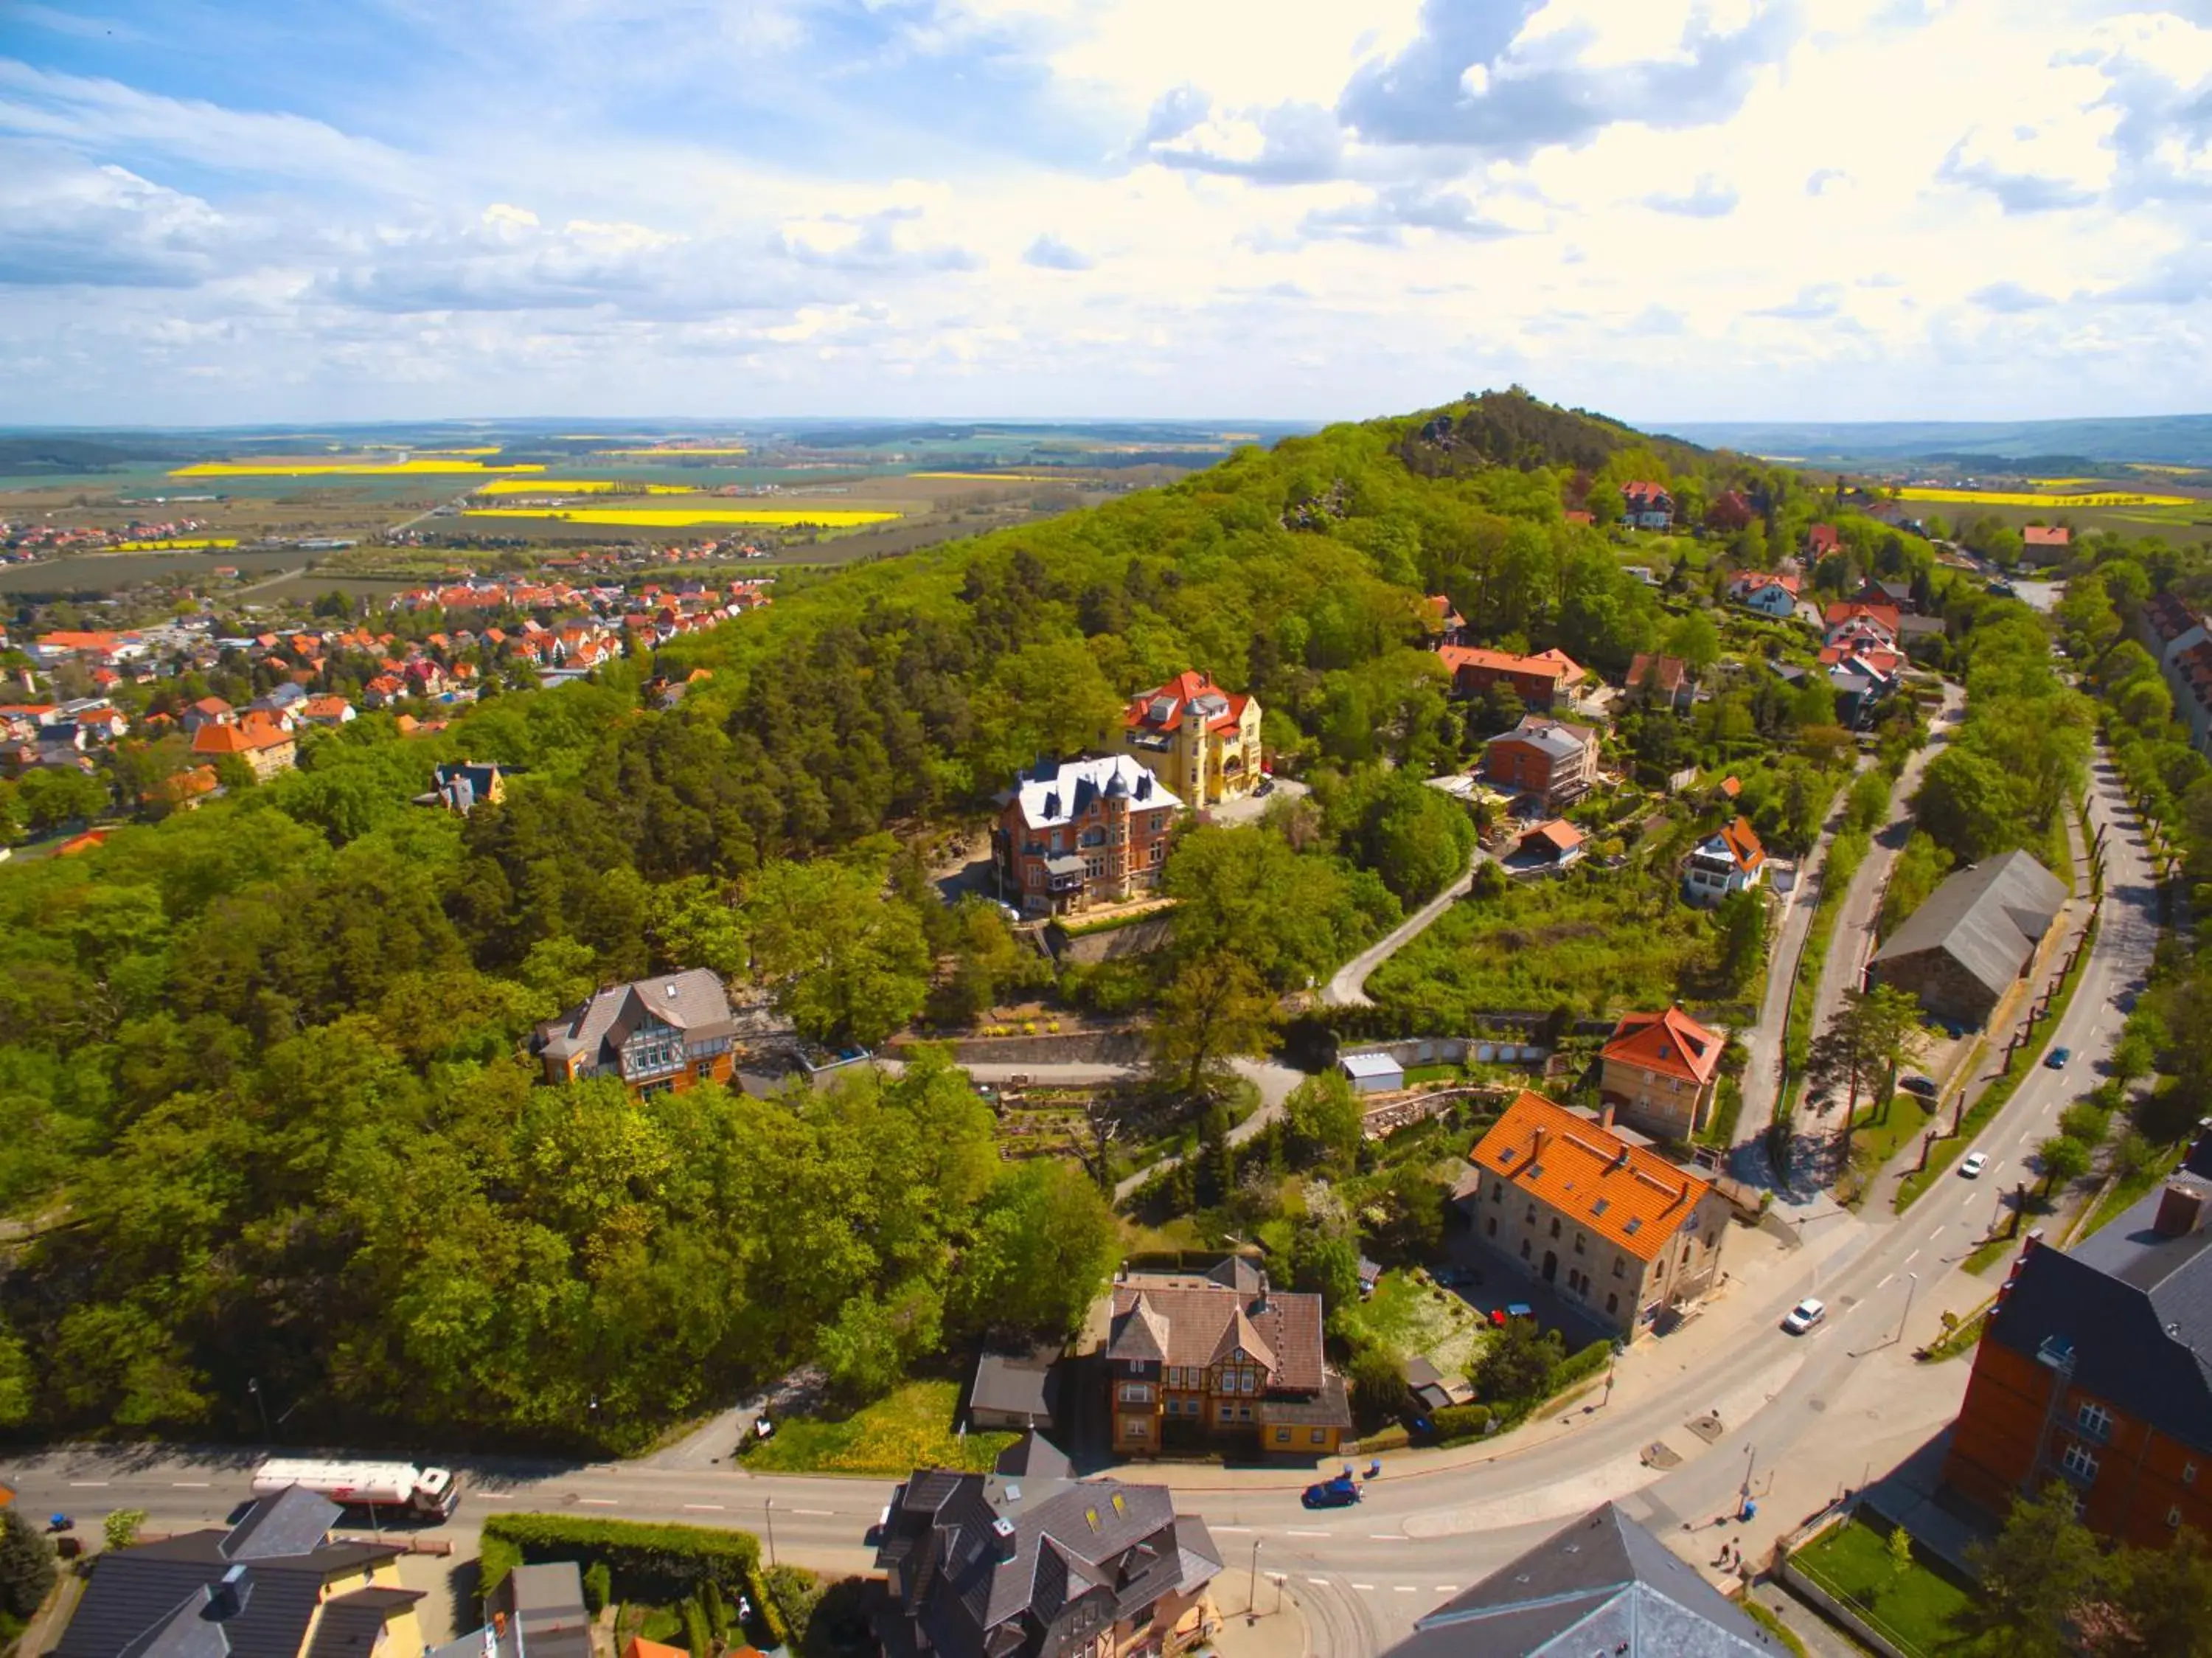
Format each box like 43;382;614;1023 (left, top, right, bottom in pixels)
479;1514;762;1603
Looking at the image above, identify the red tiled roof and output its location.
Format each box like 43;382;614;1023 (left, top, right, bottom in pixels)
1714;816;1765;873
1627;653;1688;694
1438;645;1574;682
1602;1005;1725;1087
1806;524;1840;554
2023;525;2071;547
1470;1092;1711;1263
1124;670;1250;736
1522;819;1584;854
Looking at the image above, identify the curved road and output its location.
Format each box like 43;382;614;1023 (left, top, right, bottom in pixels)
1321;847;1482;1008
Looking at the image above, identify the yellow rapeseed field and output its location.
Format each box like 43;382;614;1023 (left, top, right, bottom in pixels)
172;461;545;477
463;506;902;527
1895;486;2197;507
473;479;695;496
107;538;240;551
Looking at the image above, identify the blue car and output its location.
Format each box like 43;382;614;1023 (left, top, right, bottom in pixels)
1302;1474;1363;1509
2045;1047;2073;1070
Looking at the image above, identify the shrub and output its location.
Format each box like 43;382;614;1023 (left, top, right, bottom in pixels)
681;1596;710;1657
1548;1339;1613;1395
582;1561;612;1615
699;1577;726;1637
479;1515;762;1604
745;1564;792;1649
0;1509;58;1622
1430;1404;1492;1444
102;1510;149;1554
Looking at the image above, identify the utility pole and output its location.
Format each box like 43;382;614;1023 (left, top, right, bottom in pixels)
765;1498;777;1569
1895;1272;1919;1347
246;1377;272;1441
1248;1539;1262;1617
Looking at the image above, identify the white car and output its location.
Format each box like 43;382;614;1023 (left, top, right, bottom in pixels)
1959;1152;1989;1179
1781;1298;1826;1336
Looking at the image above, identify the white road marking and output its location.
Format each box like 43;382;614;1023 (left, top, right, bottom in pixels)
681;1504;725;1512
791;1508;836;1517
1307;1577;1329;1586
173;1482;211;1488
70;1481;109;1488
1368;1533;1407;1541
578;1498;619;1506
1287;1529;1330;1538
1352;1583;1375;1592
478;1494;515;1502
1214;1525;1253;1533
1394;1585;1418;1593
1435;1586;1458;1592
1876;1274;1893;1289
1904;1249;1920;1266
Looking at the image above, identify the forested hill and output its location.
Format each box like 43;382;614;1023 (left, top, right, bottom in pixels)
0;389;1800;1453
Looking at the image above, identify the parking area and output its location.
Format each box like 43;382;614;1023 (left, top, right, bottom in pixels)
1203;776;1308;826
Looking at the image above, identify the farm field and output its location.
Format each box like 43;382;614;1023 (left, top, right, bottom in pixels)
473;478;697;495
464;505;905;527
1894;485;2198;507
172;459;546;477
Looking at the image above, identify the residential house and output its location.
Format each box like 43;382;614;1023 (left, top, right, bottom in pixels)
181;695;234;734
53;1485;425;1658
1463;1092;1731;1342
2022;524;2072;566
1425;594;1469;644
874;1452;1221;1658
1624;653;1694;714
1725;571;1800;618
421;760;508;814
1805;522;1840;560
192;711;296;780
1944;1131;2212;1547
1436;645;1584;712
1683;816;1765;906
1481;715;1599;808
1118;670;1264;807
299;695;356;728
146;765;223;814
1824;602;1901;650
1860;577;1916;613
427;1564;592;1658
968;1342;1063;1433
1866;850;2066;1027
1105;1258;1353;1457
532;969;742;1097
2145;592;2212;755
1380;1502;1772;1656
1598;1005;1725;1140
1620;482;1674;530
1512;819;1585;873
992;755;1180;917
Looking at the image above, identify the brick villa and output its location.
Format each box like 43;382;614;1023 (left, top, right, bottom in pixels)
993;755;1180;917
1598;1005;1726;1141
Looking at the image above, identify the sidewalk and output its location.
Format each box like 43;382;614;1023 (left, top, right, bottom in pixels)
1208;1570;1313;1658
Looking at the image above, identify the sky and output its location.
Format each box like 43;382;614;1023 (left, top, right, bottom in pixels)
6;0;2212;427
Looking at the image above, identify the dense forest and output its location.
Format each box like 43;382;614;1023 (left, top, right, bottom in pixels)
0;389;1899;1451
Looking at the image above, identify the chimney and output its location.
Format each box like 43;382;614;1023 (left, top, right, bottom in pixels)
1599;1100;1617;1131
2155;1183;2211;1240
211;1565;253;1619
991;1516;1018;1560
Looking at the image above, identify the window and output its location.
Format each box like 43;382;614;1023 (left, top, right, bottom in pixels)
1613;1256;1626;1278
1486;1217;1498;1238
1525;1204;1537;1224
1607;1293;1619;1316
1124;1419;1148;1439
1275;1428;1290;1444
2077;1401;2113;1442
1119;1383;1154;1404
1574;1232;1586;1255
1492;1184;1503;1203
1310;1429;1327;1446
694;1059;715;1079
1520;1240;1531;1260
1549;1217;1562;1239
2062;1442;2100;1484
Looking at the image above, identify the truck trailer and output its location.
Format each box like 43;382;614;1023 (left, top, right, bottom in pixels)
250;1458;462;1519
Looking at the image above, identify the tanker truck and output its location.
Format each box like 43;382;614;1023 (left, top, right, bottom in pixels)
249;1458;462;1519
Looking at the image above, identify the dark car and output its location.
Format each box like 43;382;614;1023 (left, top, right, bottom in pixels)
2046;1047;2073;1070
1899;1075;1938;1100
1301;1475;1362;1509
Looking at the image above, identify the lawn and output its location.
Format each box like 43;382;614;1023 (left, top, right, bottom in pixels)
738;1380;1015;1477
1367;865;1717;1022
1333;1269;1489;1381
1843;1092;1936;1197
1791;1517;1975;1657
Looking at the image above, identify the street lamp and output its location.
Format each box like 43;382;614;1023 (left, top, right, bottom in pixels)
764;1497;777;1569
1248;1539;1262;1617
1894;1272;1919;1347
246;1378;271;1441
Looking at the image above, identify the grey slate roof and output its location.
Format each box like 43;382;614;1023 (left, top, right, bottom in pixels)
535;968;740;1066
302;1589;426;1658
970;1343;1062;1423
57;1494;403;1658
1383;1504;1776;1657
876;1468;1221;1658
1491;715;1594;764
1868;849;2066;1002
1989;1142;2212;1454
495;1563;591;1658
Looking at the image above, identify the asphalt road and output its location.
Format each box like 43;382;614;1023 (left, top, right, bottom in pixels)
1321;845;1482;1009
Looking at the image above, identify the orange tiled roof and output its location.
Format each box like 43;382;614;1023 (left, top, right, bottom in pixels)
1124;670;1250;736
2023;525;2070;547
1437;645;1574;681
1715;816;1764;873
192;718;291;755
1470;1092;1710;1263
1602;1005;1725;1086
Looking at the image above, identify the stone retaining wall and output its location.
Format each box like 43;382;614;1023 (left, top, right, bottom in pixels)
889;1030;1150;1067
